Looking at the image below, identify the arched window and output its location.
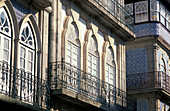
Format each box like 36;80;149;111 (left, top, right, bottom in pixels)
106;47;115;86
18;21;35;102
19;22;35;73
0;7;12;94
160;58;166;73
66;22;80;68
105;46;116;106
0;7;11;63
88;36;99;78
87;35;99;96
65;22;80;90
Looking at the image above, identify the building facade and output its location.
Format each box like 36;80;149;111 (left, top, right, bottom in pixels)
0;0;136;111
125;0;170;111
0;0;51;110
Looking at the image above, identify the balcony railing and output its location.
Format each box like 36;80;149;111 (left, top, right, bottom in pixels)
50;61;137;111
95;0;134;32
127;71;170;92
0;61;50;110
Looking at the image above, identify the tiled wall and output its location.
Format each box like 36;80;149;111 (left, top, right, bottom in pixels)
135;23;170;44
10;0;36;22
126;48;147;75
137;99;148;111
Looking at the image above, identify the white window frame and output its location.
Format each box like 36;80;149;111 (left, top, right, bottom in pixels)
150;0;160;21
0;34;11;63
87;53;99;96
19;46;34;74
160;3;166;25
135;1;148;23
66;41;80;68
88;53;98;77
106;63;115;85
0;7;11;64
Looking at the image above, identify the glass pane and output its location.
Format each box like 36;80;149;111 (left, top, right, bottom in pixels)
4;38;9;49
93;57;97;64
73;58;78;66
3;50;9;61
160;59;165;73
135;1;148;23
88;54;92;61
150;11;159;21
28;51;33;61
88;55;92;68
67;43;71;50
88;67;92;73
160;4;165;17
20;58;25;69
110;73;114;79
106;75;109;83
20;47;26;58
27;61;32;72
160;16;165;25
67;49;71;57
93;69;97;76
110;67;114;74
0;12;5;24
67;56;71;63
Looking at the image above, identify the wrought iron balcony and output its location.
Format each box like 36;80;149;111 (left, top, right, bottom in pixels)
0;61;50;110
95;0;134;32
50;61;137;111
127;71;170;92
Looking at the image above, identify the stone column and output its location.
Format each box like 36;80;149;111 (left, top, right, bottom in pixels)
153;44;159;72
49;0;58;91
49;0;57;63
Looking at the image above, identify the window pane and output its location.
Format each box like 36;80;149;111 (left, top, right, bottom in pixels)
67;42;71;50
28;51;33;61
20;58;25;69
160;16;165;25
93;57;97;64
160;4;165;25
3;50;9;61
106;75;109;83
88;54;92;61
73;58;78;66
88;67;92;73
110;67;114;74
110;73;114;79
135;1;148;23
150;11;159;21
93;69;97;76
160;59;165;73
67;56;71;63
27;62;32;72
20;47;26;58
67;50;71;57
67;43;72;63
4;38;9;49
